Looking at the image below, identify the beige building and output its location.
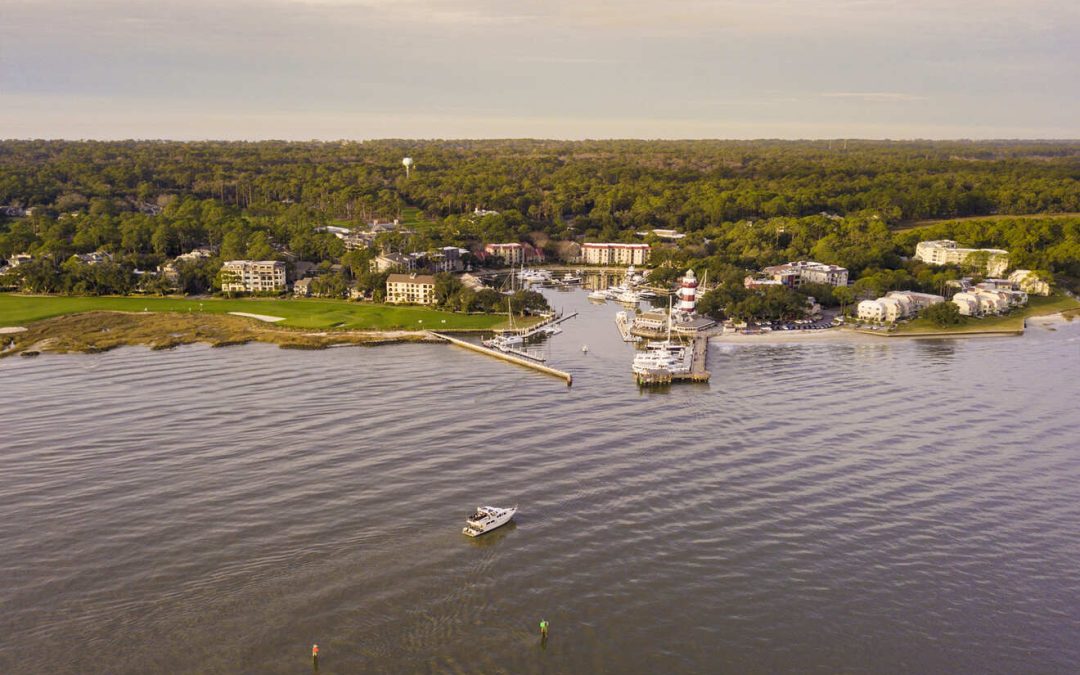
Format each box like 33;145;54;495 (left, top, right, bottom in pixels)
386;273;436;305
581;242;651;265
914;240;1009;276
372;253;414;273
857;290;944;323
220;260;286;293
952;287;1027;316
484;243;525;266
759;261;848;288
1008;269;1051;296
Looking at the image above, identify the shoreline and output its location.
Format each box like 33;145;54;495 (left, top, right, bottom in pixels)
0;310;444;359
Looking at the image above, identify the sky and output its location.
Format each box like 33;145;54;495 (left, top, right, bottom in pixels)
1;0;1077;140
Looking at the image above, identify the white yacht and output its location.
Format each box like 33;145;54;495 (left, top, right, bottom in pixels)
632;342;691;376
587;289;608;301
616;289;641;304
462;505;517;537
484;333;524;350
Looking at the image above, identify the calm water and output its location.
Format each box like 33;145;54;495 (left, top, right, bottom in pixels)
2;292;1079;674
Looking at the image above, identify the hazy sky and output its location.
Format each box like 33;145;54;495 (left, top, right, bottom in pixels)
2;0;1077;139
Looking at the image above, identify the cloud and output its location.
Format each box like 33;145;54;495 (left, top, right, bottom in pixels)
820;92;929;102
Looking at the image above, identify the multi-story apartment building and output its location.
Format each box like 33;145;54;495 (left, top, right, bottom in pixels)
386;273;436;305
914;240;1009;276
857;291;944;323
759;261;849;288
581;243;651;266
220;260;286;293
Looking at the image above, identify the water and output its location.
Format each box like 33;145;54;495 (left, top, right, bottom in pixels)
2;292;1079;674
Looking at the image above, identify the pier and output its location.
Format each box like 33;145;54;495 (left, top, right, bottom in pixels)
615;312;641;342
429;332;573;385
635;336;711;386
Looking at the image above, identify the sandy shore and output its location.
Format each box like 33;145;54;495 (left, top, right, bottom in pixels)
228;312;286;322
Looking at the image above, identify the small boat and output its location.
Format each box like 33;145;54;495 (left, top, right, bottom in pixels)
616;289;641;304
462;505;517;537
581;344;589;353
543;325;563;336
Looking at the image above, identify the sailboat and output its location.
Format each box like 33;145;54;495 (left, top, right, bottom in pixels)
484;298;524;351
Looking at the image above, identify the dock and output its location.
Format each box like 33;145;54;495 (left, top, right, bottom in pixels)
429;332;573;385
515;311;578;339
615;312;641;342
635;336;711;386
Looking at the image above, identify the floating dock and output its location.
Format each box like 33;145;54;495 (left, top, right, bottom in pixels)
635;337;711;386
429;332;573;385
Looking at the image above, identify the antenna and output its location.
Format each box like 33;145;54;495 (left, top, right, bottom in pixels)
402;157;413;179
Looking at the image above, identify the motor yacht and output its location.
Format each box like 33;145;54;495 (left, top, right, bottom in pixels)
587;289;608;301
462;505;518;537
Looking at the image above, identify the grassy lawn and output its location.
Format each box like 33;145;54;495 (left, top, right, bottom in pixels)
892;293;1080;334
0;294;512;331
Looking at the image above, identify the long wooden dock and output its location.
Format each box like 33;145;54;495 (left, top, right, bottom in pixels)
429;332;573;385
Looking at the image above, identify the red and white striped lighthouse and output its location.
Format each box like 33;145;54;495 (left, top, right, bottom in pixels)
678;268;697;313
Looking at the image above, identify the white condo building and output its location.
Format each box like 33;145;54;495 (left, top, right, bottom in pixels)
582;243;651;266
857;290;944;323
914;240;1009;276
220;260;286;293
951;287;1027;316
759;261;848;288
1008;269;1051;296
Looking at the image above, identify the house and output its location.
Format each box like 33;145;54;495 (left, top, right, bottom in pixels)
857;291;944;323
293;278;313;297
371;253;414;273
74;251;113;265
8;253;33;268
581;243;651;265
758;261;849;288
1008;270;1051;296
220;260;287;293
386;273;436;305
914;240;1009;276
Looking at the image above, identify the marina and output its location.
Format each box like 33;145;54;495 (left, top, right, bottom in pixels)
2;297;1079;673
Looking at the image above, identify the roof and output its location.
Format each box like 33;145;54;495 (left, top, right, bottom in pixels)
387;273;436;285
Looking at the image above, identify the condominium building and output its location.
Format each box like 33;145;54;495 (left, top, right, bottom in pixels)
759;261;849;288
220;260;286;293
581;243;651;266
857;290;944;323
914;240;1009;276
1008;269;1051;296
484;243;525;266
951;287;1027;316
386;273;436;305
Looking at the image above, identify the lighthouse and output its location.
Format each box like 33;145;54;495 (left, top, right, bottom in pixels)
678;268;698;314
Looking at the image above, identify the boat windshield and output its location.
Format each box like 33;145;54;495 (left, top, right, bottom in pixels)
469;511;488;520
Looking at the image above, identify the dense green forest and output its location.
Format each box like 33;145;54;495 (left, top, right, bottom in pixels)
2;139;1078;317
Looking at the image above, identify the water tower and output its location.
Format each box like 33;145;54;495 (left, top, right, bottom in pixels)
402;157;413;179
